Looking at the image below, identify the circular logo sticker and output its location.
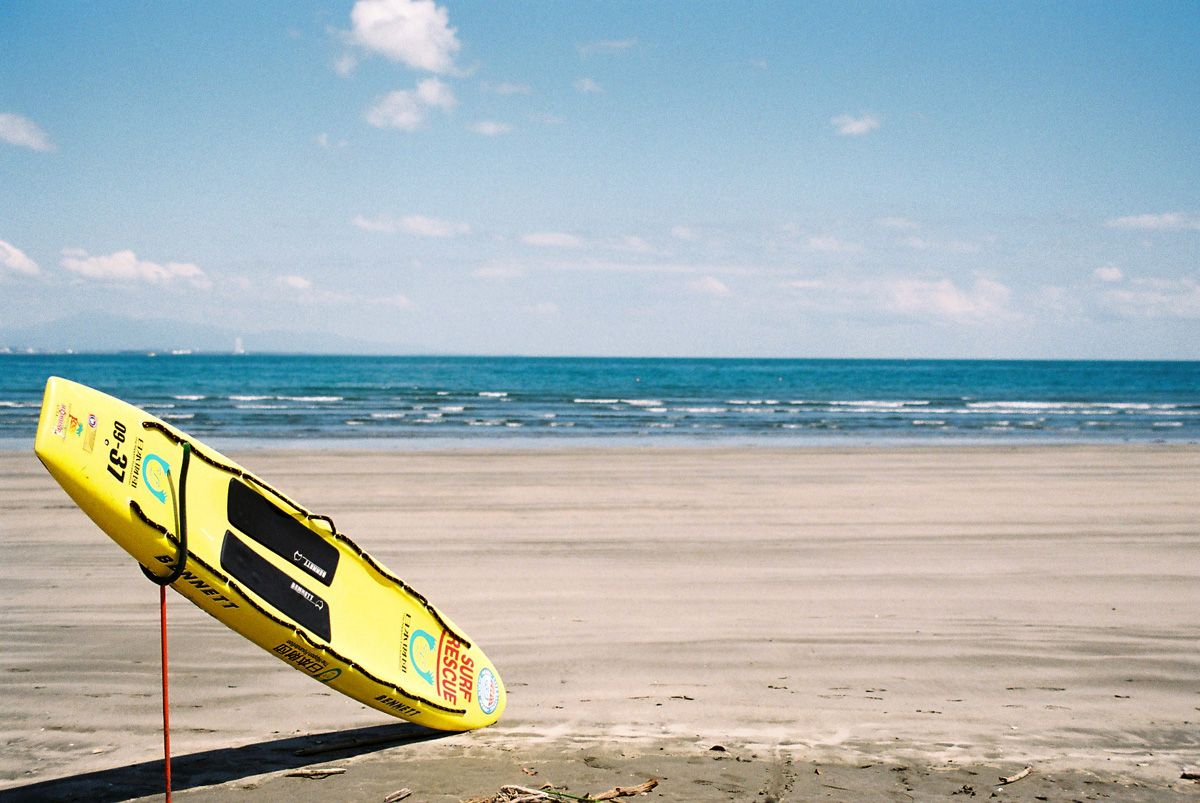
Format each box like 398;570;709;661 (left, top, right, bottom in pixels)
477;667;499;715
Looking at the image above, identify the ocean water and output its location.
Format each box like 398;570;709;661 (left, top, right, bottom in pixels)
2;354;1198;447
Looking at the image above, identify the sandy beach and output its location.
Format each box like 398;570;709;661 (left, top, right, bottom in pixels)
2;444;1199;801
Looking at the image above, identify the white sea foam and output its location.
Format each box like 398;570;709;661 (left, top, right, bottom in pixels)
0;401;37;407
574;398;619;404
1153;421;1184;427
369;412;407;419
478;391;508;398
621;399;664;407
229;394;271;401
966;401;1162;411
827;400;929;408
280;395;342;402
678;407;727;414
234;403;288;410
173;394;206;401
439;405;465;412
160;413;194;420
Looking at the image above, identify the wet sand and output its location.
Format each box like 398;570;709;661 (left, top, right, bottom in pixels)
2;445;1199;800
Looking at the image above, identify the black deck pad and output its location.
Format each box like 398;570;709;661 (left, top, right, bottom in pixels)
227;478;339;586
220;531;332;641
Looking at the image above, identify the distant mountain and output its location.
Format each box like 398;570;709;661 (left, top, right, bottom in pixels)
0;313;421;355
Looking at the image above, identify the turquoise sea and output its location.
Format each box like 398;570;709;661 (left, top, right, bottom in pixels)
2;355;1198;447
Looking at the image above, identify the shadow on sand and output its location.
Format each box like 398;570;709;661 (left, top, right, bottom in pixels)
0;722;451;802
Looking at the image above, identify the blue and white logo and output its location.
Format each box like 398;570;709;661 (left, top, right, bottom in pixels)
478;667;499;715
409;629;437;685
143;453;171;503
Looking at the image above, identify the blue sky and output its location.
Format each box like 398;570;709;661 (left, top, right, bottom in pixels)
1;1;1198;357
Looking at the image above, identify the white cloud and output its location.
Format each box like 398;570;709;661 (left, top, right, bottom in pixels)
1105;212;1200;231
578;39;636;57
468;120;512;136
482;81;531;95
831;113;880;136
374;292;412;309
366;90;426;130
522;231;585;248
60;249;209;288
332;53;358;77
0;113;54;152
349;0;460;74
352;214;469;237
365;78;455;131
878;216;919;230
315;132;348;149
277;279;414;309
1100;277;1200;319
899;236;980;254
278;275;313;291
401;215;469;237
415;77;456;109
690;276;730;296
613;235;656;255
1094;265;1124;282
538;259;766;277
670;225;698;242
886;276;1010;321
785;274;1014;322
807;235;862;253
352;214;398;233
573;78;603;94
0;239;40;276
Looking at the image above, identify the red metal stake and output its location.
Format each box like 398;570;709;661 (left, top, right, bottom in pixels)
159;583;172;802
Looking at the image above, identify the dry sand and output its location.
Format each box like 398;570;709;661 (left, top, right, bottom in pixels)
2;445;1199;801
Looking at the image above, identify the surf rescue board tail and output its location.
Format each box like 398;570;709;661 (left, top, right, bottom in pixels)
33;376;504;731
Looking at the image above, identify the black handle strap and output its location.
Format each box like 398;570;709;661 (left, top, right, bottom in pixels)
141;443;192;586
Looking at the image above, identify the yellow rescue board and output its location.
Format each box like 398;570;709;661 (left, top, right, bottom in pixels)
33;376;504;731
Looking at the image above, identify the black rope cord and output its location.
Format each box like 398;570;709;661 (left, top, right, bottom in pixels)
140;442;192;586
